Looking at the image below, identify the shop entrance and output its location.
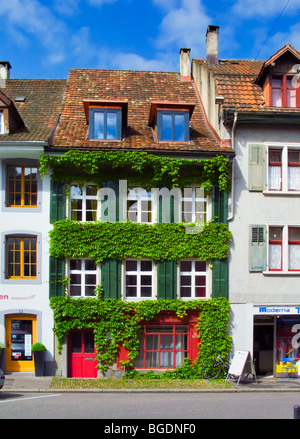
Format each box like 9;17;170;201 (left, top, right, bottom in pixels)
253;317;274;376
5;314;37;372
68;330;98;378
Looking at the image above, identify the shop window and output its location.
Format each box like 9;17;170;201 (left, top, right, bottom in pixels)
132;325;188;369
69;259;98;296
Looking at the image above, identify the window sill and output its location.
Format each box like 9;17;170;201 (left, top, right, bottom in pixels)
263;271;300;276
263;191;300;196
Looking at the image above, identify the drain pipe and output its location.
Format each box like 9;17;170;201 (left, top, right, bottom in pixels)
227;111;238;222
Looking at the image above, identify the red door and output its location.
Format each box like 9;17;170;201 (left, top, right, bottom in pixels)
68;330;98;378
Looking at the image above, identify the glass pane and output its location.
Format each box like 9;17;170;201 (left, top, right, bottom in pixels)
161;334;173;350
141;287;152;297
174;114;185;141
85;259;96;270
269;244;282;270
126;260;137;271
70;259;81;270
180;261;192;271
180;287;191;297
146;334;158;350
160;352;173;367
70;273;81;284
141;275;152;285
106;112;117;139
162;114;172;140
141;261;152;271
126;274;137;285
70;285;81;296
195;261;206;271
180;275;191;286
84;332;94;353
126;287;137;297
11;319;33;361
94;112;104;139
146;352;158;367
289;228;300;241
85;286;96;296
86;185;97;196
71;332;81;353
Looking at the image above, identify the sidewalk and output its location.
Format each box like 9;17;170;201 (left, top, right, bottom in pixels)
3;373;300;392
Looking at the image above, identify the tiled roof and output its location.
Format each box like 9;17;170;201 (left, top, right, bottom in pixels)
0;79;67;142
194;46;300;113
52;69;232;154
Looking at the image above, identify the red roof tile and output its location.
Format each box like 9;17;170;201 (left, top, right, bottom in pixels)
52;69;232;154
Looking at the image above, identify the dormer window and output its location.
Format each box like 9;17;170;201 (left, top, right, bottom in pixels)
157;110;189;142
83;99;128;141
149;102;195;143
89;107;122;140
271;76;299;108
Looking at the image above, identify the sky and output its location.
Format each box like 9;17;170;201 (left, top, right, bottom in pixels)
1;0;300;79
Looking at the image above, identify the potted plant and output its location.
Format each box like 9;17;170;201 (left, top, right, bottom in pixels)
32;343;46;376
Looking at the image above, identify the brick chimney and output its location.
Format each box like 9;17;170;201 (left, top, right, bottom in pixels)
180;48;191;81
206;25;219;65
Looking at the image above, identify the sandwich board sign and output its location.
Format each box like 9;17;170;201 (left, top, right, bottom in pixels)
226;350;257;385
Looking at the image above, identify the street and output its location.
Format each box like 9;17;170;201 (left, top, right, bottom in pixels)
0;391;299;420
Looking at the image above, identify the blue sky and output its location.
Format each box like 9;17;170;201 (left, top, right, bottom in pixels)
1;0;300;79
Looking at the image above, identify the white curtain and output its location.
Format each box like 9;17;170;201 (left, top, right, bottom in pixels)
289;245;300;270
288;167;300;191
269;166;281;190
269;244;281;270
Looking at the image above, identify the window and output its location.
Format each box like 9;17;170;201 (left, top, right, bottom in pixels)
132;325;188;369
7;166;38;207
271;76;299;108
89;108;122;140
125;260;153;300
70;184;98;221
268;147;300;192
69;259;98;296
181;187;207;223
157;110;189;142
179;260;207;298
127;188;153;223
6;236;37;279
268;226;300;272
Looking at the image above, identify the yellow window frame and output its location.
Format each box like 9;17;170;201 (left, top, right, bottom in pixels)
7;166;38;208
6;237;37;279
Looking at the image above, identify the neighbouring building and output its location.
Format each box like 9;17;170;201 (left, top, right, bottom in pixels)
193;25;300;377
0;64;66;375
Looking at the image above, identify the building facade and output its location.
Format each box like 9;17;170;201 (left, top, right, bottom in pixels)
193;26;300;376
0;66;66;375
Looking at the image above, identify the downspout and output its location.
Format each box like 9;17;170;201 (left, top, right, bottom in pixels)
227;111;238;221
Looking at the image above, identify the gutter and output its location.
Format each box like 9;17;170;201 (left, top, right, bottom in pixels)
227;111;238;222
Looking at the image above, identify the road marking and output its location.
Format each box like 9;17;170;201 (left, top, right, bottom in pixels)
0;393;61;404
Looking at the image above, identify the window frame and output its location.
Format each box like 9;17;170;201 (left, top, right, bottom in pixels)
132;324;189;369
89;107;122;140
7;165;38;208
69;183;99;222
270;75;300;108
267;145;300;192
267;225;300;273
124;259;155;301
127;187;154;224
181;187;207;223
68;258;98;297
179;259;207;299
157;109;190;142
6;235;37;280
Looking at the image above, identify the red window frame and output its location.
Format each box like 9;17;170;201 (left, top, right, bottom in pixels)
269;227;283;271
117;312;199;369
271;76;300;108
268;149;282;191
288;227;300;271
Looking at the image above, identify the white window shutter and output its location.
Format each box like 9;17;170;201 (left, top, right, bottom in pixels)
248;144;266;191
249;225;267;272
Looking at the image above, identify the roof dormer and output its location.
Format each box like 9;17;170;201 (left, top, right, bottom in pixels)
255;44;300;108
0;89;24;134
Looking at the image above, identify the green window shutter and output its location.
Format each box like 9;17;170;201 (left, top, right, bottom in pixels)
101;259;121;299
248;144;266;191
49;256;65;298
101;181;119;222
158;188;180;223
50;181;66;222
212;186;228;224
157;260;177;299
249;225;267;272
212;258;228;299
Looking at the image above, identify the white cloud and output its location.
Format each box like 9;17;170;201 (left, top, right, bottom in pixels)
232;0;300;18
153;0;211;57
108;51;177;71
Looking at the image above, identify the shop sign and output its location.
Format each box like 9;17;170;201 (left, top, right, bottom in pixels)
254;306;300;315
